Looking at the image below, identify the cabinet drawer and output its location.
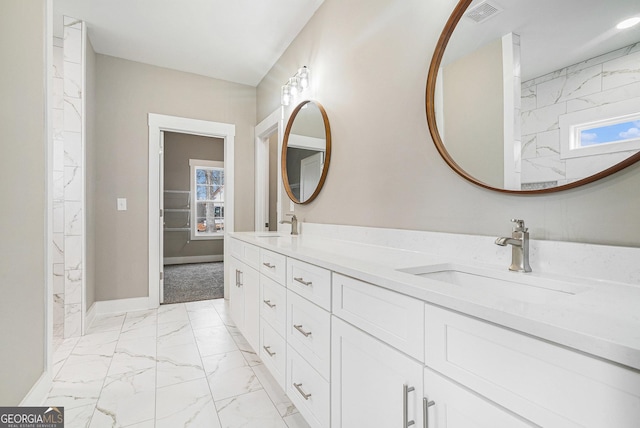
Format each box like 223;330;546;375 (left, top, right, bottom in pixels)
287;258;332;310
333;273;424;361
286;290;331;380
260;275;287;336
425;304;640;428
287;345;330;428
229;238;260;269
260;249;287;285
260;321;286;389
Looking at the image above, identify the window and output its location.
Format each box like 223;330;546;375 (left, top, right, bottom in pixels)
560;98;640;159
190;159;224;240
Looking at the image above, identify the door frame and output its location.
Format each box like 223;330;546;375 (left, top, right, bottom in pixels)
148;113;235;306
254;108;284;232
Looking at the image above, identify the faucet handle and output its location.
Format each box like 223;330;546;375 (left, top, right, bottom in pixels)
511;219;527;232
286;213;297;220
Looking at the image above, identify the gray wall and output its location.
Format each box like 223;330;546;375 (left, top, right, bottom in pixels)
257;0;640;247
443;37;504;188
85;33;97;310
0;0;47;404
163;132;224;259
94;54;256;301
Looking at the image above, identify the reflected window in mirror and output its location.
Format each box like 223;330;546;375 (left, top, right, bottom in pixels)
282;100;332;204
426;0;640;194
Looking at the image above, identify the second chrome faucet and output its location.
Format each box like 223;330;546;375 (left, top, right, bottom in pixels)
495;219;532;272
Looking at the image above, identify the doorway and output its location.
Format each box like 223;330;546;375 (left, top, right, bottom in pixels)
162;132;225;304
255;108;284;232
148;114;235;306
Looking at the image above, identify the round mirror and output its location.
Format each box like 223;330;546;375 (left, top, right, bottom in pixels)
282;100;332;204
426;0;640;193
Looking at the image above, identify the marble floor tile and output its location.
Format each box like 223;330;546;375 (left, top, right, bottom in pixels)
122;309;158;331
55;354;111;383
157;303;189;325
73;330;120;357
252;364;297;418
185;299;216;312
119;323;157;341
156;342;205;388
63;403;96;428
216;389;288;428
188;309;225;330
193;325;238;357
203;351;262;401
157;320;195;349
86;313;126;334
156;377;221;428
108;335;157;376
242;349;262;367
91;367;156;427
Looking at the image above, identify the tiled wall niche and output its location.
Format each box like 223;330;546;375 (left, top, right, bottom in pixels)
520;42;640;186
52;16;86;349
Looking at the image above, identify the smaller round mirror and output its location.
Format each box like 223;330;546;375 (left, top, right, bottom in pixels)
282;100;332;204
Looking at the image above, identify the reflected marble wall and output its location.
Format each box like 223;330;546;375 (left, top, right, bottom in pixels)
520;42;640;186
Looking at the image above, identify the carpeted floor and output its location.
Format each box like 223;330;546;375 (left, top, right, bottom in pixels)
163;262;224;304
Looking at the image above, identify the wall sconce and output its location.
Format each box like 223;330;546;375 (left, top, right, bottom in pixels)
281;66;311;106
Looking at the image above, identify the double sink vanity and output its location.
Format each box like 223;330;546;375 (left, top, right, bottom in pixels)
226;225;640;428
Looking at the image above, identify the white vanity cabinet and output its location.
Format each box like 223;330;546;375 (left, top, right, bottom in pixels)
331;316;424;428
228;250;260;352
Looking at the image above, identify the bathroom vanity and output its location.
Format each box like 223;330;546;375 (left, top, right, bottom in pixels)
227;225;640;428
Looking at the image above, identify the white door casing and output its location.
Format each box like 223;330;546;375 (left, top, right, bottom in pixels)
148;114;235;306
255;108;283;232
300;152;323;202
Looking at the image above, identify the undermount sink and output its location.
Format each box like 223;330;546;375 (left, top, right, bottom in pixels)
253;232;290;238
397;263;591;301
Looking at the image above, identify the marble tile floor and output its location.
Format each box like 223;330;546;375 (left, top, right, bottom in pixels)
46;298;311;428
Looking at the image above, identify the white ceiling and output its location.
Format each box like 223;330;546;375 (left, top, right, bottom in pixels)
53;0;325;87
443;0;640;81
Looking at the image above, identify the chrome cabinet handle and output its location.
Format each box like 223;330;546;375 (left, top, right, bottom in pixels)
423;397;435;428
263;262;276;269
235;269;243;287
293;383;312;400
294;277;312;286
263;345;276;357
294;324;312;337
263;299;276;309
403;384;416;427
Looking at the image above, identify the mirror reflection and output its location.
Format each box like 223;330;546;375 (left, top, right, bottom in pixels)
430;0;640;192
282;100;331;204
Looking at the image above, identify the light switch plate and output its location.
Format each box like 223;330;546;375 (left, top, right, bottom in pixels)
117;198;127;211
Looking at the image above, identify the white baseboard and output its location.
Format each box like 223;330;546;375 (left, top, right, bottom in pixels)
163;255;223;265
20;371;52;406
84;302;97;334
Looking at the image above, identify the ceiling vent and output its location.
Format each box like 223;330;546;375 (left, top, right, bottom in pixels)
464;1;502;23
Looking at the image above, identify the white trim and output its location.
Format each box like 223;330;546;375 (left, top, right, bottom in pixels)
44;0;54;380
20;371;52;406
149;114;235;305
164;255;224;265
81;17;88;335
255;108;283;232
89;297;155;317
288;134;326;151
85;302;97;333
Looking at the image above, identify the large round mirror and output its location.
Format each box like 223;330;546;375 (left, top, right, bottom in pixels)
282;100;332;204
426;0;640;193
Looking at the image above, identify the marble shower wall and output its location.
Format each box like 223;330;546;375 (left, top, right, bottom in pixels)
52;36;65;348
520;42;640;187
62;17;85;338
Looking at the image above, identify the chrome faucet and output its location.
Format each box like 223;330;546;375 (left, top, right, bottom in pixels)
495;219;532;272
280;214;298;235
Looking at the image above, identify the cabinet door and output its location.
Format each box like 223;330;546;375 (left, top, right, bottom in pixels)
332;317;423;428
423;367;535;428
242;266;260;352
228;256;245;331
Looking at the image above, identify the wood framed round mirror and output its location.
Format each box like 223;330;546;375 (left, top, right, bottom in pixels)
282;100;332;204
426;0;640;194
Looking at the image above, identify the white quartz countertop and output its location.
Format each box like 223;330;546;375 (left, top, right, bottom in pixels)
229;231;640;371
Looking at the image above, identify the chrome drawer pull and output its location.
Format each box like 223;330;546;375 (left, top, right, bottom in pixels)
263;262;276;269
423;397;435;428
294;277;312;286
293;383;312;400
263;299;276;309
403;384;416;427
263;345;276;357
294;324;312;337
235;269;243;287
